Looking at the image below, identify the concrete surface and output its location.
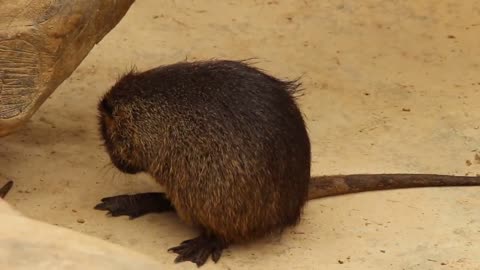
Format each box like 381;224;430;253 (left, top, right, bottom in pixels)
0;200;166;270
1;0;479;269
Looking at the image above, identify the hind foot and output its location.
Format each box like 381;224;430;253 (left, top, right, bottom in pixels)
94;192;174;219
168;234;227;267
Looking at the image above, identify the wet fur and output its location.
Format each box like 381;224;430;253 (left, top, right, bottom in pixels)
98;60;310;242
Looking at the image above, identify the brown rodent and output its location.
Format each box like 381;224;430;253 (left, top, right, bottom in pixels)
95;60;480;267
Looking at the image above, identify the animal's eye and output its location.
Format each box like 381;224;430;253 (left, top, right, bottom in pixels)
100;98;113;115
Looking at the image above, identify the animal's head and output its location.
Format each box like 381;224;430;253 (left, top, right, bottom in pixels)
97;73;150;175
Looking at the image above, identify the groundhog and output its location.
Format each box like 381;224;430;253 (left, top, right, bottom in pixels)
94;60;480;267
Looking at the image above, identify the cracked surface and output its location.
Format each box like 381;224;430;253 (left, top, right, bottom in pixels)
0;40;40;119
0;0;134;136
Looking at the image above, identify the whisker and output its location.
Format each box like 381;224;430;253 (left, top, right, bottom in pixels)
98;162;111;175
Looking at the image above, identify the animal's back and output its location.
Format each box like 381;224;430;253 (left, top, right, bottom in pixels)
123;60;311;242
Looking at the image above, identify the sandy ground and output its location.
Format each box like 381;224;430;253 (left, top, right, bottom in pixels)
1;0;480;269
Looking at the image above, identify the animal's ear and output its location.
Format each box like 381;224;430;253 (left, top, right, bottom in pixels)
99;98;113;116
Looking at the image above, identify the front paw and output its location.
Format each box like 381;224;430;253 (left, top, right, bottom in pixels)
94;195;144;219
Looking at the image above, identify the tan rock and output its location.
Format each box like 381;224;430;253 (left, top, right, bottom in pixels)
0;0;134;136
0;199;165;270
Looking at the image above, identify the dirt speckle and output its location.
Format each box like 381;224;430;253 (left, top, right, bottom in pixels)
474;154;480;163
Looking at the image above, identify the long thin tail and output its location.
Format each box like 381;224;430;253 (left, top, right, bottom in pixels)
0;180;13;199
308;174;480;200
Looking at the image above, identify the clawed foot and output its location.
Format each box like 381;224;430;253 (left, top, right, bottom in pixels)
0;180;13;198
168;235;227;267
94;192;174;219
